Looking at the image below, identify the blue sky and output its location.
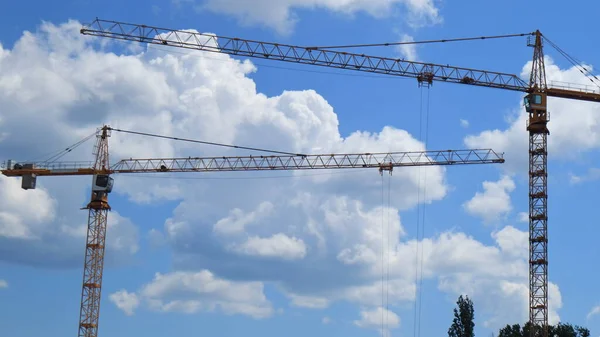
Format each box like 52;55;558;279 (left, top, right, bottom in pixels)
1;0;600;337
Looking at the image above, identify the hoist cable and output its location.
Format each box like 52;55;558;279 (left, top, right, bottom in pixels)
107;127;307;157
33;131;96;163
386;174;392;333
417;88;432;337
381;173;386;334
542;36;600;89
307;33;534;50
412;86;425;337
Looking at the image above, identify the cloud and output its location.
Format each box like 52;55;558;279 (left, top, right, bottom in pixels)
0;279;7;288
147;228;167;248
435;226;562;328
192;0;441;35
213;201;274;236
396;34;419;61
354;307;400;336
322;316;332;324
228;233;308;260
569;167;600;184
0;174;57;240
517;212;528;223
0;20;563;332
288;293;330;308
109;290;140;316
587;305;600;320
460;119;469;128
0;174;139;268
112;270;273;318
463;175;516;224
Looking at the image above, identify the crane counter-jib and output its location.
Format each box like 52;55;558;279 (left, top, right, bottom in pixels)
0;168;101;177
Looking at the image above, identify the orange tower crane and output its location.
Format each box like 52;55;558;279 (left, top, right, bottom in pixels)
78;19;600;337
1;125;505;337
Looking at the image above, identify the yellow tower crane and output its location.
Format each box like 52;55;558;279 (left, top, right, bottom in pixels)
1;125;505;337
78;18;600;337
0;125;504;337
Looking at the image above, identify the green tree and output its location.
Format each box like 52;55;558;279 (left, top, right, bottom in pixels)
574;326;590;337
498;324;523;337
497;322;590;337
448;295;475;337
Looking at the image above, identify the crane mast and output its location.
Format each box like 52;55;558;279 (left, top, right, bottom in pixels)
79;126;112;337
525;31;549;337
79;19;600;337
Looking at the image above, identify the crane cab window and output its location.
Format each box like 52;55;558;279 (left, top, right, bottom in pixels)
524;94;543;112
95;175;109;187
93;174;114;193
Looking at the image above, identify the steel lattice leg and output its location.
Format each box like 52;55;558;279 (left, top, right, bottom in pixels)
529;130;548;337
78;207;109;337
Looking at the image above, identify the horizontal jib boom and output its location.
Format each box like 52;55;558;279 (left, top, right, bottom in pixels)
1;149;504;177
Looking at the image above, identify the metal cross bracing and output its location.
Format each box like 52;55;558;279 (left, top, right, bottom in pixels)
78;19;600;337
1;125;505;337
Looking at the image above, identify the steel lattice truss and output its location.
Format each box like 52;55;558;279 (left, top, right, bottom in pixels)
80;19;529;91
1;149;505;177
78;208;108;337
111;149;505;172
529;132;549;335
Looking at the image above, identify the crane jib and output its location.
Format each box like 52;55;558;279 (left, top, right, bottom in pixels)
1;149;506;177
79;19;530;92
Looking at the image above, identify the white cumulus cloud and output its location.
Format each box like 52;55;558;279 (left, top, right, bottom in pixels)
463;175;516;224
229;233;308;260
112;270;273;318
193;0;441;35
354;306;400;336
396;34;419;61
109;290;140;316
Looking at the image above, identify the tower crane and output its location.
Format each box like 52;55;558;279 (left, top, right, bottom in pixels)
78;18;600;337
1;125;505;337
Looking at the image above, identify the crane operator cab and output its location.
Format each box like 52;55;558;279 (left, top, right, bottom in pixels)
524;92;549;134
88;174;114;210
524;93;545;113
